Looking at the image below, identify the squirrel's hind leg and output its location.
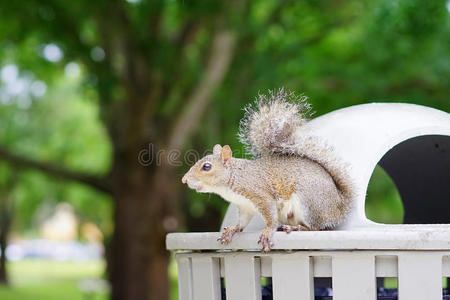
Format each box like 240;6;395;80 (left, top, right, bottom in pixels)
278;224;311;233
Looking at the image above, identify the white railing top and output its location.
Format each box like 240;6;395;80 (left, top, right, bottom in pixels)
166;224;450;251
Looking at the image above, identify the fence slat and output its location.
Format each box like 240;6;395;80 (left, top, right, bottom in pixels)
398;253;442;300
332;253;376;300
224;255;261;300
191;256;221;300
176;256;193;300
272;254;314;300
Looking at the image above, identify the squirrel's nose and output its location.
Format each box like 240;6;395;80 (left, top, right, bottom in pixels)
181;175;187;184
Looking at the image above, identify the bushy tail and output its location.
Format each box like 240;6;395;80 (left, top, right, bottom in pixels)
238;88;312;156
238;88;355;204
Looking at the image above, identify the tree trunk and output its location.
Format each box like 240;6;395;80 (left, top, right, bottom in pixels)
0;207;10;285
107;154;179;300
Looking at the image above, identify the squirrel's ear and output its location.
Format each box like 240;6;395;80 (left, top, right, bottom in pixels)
221;145;232;164
213;144;222;155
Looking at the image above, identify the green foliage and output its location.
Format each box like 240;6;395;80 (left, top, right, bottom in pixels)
0;0;449;241
366;166;404;224
0;71;112;235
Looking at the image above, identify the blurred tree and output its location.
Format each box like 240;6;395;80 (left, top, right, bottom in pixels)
0;1;250;299
0;74;111;284
0;75;112;235
0;0;448;299
0;165;17;285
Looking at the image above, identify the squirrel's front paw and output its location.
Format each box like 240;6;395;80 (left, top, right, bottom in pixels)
217;226;241;245
258;228;274;252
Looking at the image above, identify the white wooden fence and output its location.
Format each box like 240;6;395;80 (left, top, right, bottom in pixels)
167;225;450;300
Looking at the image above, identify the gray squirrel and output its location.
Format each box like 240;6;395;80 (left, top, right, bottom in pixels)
181;89;355;251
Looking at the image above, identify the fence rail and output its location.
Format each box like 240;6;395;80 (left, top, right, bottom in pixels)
167;225;450;300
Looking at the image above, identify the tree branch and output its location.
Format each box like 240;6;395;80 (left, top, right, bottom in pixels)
154;19;207;117
167;29;237;150
0;146;111;194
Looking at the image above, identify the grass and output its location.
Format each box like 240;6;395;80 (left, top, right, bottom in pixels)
0;258;179;300
0;260;108;300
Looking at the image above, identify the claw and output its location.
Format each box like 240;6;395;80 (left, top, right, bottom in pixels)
217;226;241;245
258;228;274;252
278;224;310;234
279;225;292;233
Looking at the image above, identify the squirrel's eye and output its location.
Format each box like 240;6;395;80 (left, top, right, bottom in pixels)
202;163;212;171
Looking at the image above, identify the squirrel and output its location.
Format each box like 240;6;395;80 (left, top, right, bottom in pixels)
181;89;355;251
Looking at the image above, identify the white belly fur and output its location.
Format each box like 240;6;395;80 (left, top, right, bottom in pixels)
277;193;306;226
212;186;259;215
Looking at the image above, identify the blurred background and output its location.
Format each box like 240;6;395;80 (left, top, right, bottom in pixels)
0;0;448;299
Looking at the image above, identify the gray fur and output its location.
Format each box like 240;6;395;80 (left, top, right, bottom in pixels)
238;88;355;210
238;88;312;156
182;90;356;251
